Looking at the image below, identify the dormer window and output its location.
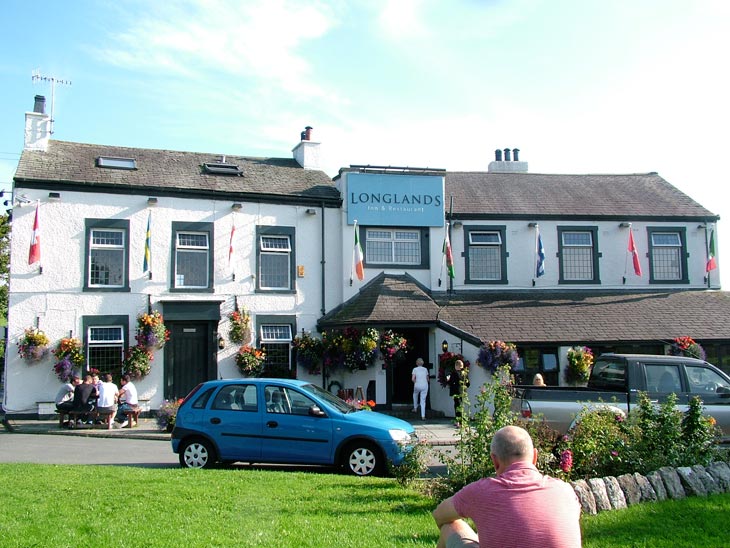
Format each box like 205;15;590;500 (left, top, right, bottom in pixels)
96;156;137;170
202;162;243;176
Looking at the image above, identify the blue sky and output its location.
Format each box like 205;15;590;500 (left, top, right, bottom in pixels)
1;0;728;287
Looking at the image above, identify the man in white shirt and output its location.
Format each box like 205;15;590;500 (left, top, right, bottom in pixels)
115;374;139;427
411;358;430;421
97;373;118;429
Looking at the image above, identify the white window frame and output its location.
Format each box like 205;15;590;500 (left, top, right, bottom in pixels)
175;231;210;288
87;325;124;373
259;235;292;290
365;228;421;265
89;228;126;288
561;230;594;281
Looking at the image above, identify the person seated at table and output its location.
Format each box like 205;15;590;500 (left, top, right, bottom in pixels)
96;373;119;429
114;374;139;428
71;375;98;425
55;375;81;426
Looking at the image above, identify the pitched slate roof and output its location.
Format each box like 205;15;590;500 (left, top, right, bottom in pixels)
446;172;717;220
14;140;340;205
320;276;730;345
319;273;441;327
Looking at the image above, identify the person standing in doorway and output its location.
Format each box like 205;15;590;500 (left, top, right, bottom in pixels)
411;358;429;421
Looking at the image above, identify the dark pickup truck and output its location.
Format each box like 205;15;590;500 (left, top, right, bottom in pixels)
513;354;730;440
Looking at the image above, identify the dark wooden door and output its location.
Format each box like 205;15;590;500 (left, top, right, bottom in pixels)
165;321;212;399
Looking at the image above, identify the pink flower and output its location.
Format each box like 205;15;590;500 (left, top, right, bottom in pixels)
560;449;573;473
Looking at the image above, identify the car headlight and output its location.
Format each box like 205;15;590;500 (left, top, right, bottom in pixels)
388;429;412;444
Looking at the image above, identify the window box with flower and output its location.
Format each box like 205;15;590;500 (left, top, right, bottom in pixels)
236;345;266;377
136;311;170;350
51;337;85;382
228;308;251;345
17;327;50;363
123;345;153;380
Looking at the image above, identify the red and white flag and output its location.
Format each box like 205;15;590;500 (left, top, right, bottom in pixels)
628;230;642;276
28;202;41;265
228;220;236;268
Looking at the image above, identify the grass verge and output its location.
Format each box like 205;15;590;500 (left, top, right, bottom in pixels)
0;463;728;547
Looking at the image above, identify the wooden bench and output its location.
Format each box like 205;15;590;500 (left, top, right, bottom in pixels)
63;408;116;429
122;406;141;428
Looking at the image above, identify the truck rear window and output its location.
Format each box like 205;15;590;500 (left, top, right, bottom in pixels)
590;359;627;390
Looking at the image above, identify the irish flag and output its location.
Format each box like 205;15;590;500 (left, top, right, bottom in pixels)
28;202;41;265
706;230;717;272
352;223;364;281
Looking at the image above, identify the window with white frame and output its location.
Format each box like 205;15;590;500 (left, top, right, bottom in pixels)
256;226;295;291
87;325;124;376
84;219;129;291
558;227;599;283
175;231;209;288
365;228;421;265
648;229;686;282
260;324;293;372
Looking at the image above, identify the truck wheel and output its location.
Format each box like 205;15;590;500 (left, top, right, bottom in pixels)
179;438;216;469
343;441;382;476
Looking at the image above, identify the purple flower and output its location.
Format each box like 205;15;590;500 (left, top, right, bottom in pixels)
560;449;573;473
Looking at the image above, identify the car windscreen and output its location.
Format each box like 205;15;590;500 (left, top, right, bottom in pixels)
300;383;353;413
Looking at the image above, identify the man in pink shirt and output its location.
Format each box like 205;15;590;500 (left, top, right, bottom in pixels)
432;425;581;548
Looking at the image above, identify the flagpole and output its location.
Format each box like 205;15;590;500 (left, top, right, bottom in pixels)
448;196;453;293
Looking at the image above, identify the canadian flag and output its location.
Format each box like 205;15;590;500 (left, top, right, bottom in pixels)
28;202;41;265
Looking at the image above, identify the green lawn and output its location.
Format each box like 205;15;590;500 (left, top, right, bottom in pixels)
0;463;728;547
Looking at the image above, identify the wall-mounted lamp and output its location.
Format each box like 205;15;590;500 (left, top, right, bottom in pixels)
441;340;449;353
48;192;61;201
619;222;632;228
528;222;538;228
218;336;225;350
147;197;158;206
305;208;317;215
697;224;707;230
231;203;242;211
452;221;463;228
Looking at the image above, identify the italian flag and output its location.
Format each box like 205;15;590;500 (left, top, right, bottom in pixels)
706;229;717;272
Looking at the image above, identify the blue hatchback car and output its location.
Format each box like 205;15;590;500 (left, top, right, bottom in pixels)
171;378;418;476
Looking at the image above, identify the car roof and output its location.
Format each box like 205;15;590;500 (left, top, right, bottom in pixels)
598;353;708;365
198;378;312;389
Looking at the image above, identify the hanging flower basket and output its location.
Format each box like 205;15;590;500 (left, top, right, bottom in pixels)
322;330;346;370
476;340;519;373
379;330;409;369
136;311;170;350
565;346;594;385
236;345;266;377
228;308;251;345
438;352;470;387
123;345;153;380
292;332;325;374
51;337;85;382
669;336;706;361
17;327;50;363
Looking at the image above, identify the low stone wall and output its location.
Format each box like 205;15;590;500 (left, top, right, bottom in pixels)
571;462;730;515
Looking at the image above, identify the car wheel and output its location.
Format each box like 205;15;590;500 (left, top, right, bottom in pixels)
343;441;382;476
179;438;216;469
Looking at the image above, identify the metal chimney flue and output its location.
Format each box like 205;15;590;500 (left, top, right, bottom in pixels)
304;126;313;140
33;95;46;114
504;148;511;161
513;148;520;161
495;149;502;161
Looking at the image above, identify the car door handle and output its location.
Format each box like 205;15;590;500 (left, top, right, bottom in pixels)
266;421;278;428
210;417;221;424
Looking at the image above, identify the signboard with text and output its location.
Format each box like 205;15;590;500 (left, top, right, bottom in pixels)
346;172;445;227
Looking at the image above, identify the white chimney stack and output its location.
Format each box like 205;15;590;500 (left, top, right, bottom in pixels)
292;125;321;169
488;147;528;173
24;95;51;151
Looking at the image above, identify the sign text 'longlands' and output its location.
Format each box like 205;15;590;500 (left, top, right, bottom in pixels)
346;172;445;227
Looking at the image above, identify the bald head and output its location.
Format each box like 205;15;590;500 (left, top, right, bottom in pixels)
490;426;535;469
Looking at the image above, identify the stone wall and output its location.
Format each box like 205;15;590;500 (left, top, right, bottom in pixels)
571;462;730;515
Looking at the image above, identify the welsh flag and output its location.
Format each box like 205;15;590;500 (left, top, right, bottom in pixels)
707;230;717;272
28;202;41;265
443;225;454;279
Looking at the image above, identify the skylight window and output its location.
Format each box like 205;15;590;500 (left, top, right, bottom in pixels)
202;162;243;176
96;156;137;170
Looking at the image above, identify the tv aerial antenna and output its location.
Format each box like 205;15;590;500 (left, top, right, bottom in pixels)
31;69;72;135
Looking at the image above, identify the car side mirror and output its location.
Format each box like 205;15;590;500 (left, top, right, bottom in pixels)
309;405;326;417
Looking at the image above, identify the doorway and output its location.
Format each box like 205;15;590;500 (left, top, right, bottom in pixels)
389;328;429;405
164;321;216;399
